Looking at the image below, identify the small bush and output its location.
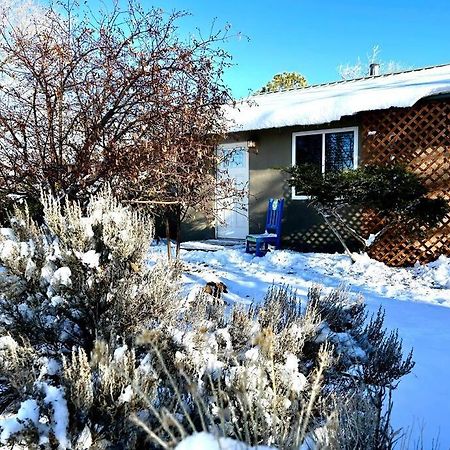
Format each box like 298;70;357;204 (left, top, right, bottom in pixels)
0;187;179;354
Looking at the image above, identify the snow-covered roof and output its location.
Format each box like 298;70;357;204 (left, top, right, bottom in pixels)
227;64;450;132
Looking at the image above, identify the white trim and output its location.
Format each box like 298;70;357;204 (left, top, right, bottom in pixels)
291;126;359;200
321;133;326;174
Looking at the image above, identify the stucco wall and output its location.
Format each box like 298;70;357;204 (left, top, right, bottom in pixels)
227;118;363;251
181;210;215;242
181;117;363;249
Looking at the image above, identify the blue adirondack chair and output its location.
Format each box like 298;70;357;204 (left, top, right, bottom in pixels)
246;198;284;257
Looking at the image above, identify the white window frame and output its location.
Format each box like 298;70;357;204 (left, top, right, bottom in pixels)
291;126;359;200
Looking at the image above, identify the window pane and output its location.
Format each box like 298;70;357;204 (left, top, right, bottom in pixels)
325;131;354;171
218;146;246;169
294;134;322;197
295;134;322;169
228;147;245;168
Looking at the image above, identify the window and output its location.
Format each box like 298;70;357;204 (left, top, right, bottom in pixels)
226;146;246;169
291;127;358;199
217;145;247;169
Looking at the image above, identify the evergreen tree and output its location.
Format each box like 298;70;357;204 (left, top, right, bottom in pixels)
287;163;449;261
259;71;307;93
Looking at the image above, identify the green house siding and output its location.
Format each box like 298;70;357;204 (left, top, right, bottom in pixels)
240;118;362;251
181;117;363;252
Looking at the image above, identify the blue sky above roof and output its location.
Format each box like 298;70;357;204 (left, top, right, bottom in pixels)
157;0;450;98
78;0;450;98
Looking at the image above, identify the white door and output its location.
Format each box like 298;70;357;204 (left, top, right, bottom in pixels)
216;143;249;239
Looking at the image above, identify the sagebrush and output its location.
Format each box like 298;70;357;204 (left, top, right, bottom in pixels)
0;191;414;449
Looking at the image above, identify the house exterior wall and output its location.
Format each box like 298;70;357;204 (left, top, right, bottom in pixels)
227;118;363;252
181;211;215;242
182;97;450;266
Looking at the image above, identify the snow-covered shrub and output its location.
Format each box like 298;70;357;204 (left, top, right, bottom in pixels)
0;190;413;449
0;336;38;414
135;285;413;449
0;188;181;447
0;187;180;353
61;340;160;448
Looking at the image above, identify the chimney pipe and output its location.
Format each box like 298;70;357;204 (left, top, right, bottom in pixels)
369;63;380;76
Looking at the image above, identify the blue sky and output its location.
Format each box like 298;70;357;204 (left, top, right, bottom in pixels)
149;0;450;98
74;0;448;98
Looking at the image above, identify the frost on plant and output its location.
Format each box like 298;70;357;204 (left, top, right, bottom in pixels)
0;188;175;446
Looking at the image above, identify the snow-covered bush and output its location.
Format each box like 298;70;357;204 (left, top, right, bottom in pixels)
0;188;180;353
148;285;413;449
0;191;414;449
0;188;181;446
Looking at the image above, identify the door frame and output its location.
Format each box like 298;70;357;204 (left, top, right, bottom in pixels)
215;142;250;239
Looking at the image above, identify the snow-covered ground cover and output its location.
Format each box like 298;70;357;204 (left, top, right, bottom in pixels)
150;243;450;448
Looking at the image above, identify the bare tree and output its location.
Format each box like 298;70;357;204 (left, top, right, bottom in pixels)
0;0;239;253
338;45;411;80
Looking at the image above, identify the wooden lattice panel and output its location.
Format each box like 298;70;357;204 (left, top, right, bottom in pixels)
360;99;450;266
286;203;365;253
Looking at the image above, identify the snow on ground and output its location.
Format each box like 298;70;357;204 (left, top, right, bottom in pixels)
150;243;450;448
